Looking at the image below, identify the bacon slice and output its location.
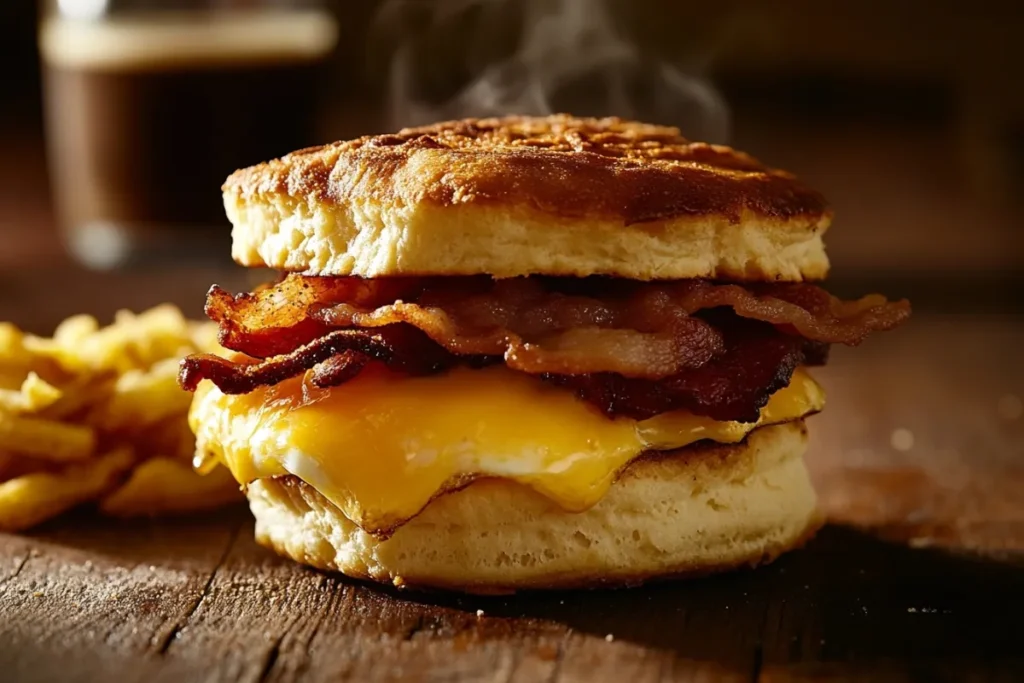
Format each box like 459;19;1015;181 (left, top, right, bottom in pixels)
308;351;368;389
314;302;724;378
205;276;422;359
179;274;909;421
179;325;456;394
673;280;910;345
206;275;908;376
545;320;825;422
178;315;824;422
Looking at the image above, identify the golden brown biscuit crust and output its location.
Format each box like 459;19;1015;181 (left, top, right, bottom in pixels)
224;115;832;280
225;114;829;227
245;421;821;592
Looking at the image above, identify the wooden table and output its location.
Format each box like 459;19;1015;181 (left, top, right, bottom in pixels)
1;268;1023;682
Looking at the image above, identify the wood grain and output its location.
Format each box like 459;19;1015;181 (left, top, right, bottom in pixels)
0;278;1022;681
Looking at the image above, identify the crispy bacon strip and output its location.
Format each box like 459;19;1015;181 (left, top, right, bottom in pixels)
179;325;454;394
674;280;910;344
178;315;822;422
545;322;823;422
308;351;368;389
314;301;723;378
205;277;424;358
207;275;909;369
179;274;909;421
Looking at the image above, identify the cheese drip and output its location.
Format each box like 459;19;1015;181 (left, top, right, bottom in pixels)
190;365;824;534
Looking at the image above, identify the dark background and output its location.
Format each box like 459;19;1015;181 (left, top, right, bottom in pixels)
1;6;1023;678
2;0;1023;314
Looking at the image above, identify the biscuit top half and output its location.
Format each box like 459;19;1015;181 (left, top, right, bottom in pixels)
223;114;832;281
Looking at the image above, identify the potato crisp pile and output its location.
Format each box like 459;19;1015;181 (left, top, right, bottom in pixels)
0;304;240;531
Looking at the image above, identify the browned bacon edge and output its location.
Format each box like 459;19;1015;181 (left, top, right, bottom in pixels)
179;325;457;393
204;276;910;362
180;276;908;423
180;316;826;423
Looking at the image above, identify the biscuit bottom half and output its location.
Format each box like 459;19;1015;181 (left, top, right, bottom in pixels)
246;421;820;592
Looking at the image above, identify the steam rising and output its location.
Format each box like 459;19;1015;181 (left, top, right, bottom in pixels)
375;0;730;143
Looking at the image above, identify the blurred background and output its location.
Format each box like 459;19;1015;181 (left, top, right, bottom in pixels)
1;0;1023;330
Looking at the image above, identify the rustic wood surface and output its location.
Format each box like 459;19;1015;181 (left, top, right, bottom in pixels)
0;266;1022;682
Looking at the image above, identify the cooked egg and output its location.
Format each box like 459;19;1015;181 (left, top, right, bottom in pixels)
190;365;823;534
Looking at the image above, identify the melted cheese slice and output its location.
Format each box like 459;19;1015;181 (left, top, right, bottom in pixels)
190;365;824;534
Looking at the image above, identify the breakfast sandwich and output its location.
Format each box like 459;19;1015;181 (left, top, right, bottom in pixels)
179;115;910;592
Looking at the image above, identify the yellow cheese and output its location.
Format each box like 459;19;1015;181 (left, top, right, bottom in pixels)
190;365;824;534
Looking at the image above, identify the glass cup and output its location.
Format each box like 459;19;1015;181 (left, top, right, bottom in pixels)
39;0;338;269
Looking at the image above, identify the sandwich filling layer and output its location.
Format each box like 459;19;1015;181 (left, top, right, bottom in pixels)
190;364;824;537
180;274;907;422
181;273;906;537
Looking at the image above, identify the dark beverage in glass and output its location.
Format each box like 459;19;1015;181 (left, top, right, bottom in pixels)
40;7;338;269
